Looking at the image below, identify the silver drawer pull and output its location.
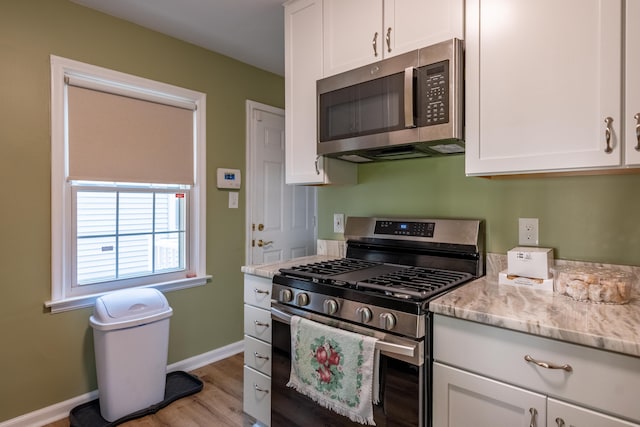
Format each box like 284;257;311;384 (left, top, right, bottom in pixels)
524;354;573;372
254;351;270;360
254;288;270;295
634;113;640;151
529;408;538;427
555;417;565;427
604;116;614;153
254;384;270;394
254;320;270;328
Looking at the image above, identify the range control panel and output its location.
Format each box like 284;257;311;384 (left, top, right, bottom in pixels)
374;220;435;237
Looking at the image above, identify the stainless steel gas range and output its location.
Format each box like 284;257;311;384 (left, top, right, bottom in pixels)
270;216;485;427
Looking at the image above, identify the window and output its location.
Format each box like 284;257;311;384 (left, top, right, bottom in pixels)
48;56;209;313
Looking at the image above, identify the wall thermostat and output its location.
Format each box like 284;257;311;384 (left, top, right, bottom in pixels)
216;168;241;189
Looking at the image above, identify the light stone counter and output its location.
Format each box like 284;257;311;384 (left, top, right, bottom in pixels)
429;254;640;358
241;255;340;279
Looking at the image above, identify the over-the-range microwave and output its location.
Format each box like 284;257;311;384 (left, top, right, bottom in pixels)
317;38;464;163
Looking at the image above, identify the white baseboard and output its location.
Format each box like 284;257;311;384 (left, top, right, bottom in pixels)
0;341;244;427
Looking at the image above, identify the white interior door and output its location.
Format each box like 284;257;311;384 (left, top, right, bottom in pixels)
246;100;317;265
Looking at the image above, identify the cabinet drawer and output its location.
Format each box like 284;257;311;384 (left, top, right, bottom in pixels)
548;398;640;427
244;274;272;309
243;366;271;426
244;335;272;376
434;314;640;422
244;304;272;343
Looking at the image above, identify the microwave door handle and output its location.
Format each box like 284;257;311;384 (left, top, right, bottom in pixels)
404;67;416;128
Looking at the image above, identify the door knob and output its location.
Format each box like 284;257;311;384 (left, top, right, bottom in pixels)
258;223;264;231
257;239;273;247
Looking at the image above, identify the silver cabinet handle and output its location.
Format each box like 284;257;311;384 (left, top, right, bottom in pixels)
254;288;269;295
386;27;392;52
529;408;538;427
314;155;320;175
524;354;573;372
254;320;270;328
555;417;565;427
634;113;640;151
372;32;378;57
254;384;269;394
254;351;270;360
604;116;614;153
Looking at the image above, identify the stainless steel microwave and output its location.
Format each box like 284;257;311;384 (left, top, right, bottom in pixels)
317;38;464;162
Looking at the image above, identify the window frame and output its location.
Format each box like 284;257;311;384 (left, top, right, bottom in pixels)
47;55;209;313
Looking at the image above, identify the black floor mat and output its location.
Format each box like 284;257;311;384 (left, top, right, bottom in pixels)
69;371;203;427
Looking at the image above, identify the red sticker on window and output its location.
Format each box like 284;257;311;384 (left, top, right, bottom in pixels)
175;193;185;198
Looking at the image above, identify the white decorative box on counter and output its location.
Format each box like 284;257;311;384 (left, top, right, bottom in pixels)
507;247;554;279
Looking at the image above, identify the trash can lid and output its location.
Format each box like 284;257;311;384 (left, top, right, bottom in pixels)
90;288;172;331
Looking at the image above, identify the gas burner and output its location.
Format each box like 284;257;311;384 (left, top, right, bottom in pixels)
282;259;380;277
354;267;473;300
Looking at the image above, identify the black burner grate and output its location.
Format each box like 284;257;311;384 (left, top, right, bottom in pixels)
280;259;380;278
356;267;473;300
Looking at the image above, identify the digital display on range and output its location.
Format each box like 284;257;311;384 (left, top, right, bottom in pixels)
374;221;435;237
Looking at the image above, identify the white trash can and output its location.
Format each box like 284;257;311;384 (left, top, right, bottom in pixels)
90;288;173;422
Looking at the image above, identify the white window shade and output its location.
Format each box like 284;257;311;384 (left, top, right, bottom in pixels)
66;84;195;185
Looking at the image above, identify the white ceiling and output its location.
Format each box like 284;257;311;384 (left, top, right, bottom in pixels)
71;0;285;76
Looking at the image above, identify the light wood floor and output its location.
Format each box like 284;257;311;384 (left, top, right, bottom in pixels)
44;352;257;427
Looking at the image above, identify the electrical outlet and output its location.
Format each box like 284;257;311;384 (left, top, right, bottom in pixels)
518;218;539;246
333;213;345;233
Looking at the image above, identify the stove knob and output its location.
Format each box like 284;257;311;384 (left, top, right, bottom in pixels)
356;307;373;323
379;313;397;330
296;292;310;306
279;289;293;303
323;299;339;315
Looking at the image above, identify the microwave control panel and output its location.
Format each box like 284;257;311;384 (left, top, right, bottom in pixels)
418;60;449;127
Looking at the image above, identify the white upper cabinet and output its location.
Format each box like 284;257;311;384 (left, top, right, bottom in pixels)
465;0;625;176
322;0;463;77
284;0;357;185
626;0;640;166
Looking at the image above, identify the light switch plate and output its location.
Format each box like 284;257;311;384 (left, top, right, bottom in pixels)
228;192;238;209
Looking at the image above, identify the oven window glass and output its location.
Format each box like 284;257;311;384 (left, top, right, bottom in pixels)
319;71;406;142
271;318;422;427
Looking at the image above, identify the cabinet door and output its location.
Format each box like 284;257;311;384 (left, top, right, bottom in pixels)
284;0;357;185
548;398;640;427
433;363;546;427
625;0;640;166
323;0;383;77
465;0;623;176
383;0;463;58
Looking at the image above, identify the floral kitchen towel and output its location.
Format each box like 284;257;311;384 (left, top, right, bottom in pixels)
287;316;379;425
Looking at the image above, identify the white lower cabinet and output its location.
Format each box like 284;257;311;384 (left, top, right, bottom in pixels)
432;314;640;427
433;363;546;427
243;366;271;426
243;274;273;426
548;398;640;427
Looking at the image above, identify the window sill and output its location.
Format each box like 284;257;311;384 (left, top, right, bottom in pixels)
44;275;212;314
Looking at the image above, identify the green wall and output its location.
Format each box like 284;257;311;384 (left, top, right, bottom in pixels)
319;155;640;266
0;1;283;422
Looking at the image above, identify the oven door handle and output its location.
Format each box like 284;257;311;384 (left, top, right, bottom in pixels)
271;306;416;358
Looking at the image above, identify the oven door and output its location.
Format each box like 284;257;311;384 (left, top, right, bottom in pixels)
271;303;425;427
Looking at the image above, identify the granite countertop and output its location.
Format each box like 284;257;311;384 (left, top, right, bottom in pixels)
429;274;640;358
243;253;640;358
241;255;339;278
